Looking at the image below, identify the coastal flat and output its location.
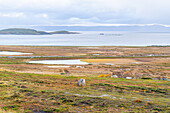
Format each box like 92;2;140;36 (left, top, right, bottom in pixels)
0;46;169;112
0;45;169;57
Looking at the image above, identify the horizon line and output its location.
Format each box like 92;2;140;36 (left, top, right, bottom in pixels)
1;23;170;27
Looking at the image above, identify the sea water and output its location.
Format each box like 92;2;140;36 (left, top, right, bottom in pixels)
0;31;169;46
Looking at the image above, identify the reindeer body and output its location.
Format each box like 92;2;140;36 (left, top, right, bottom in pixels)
78;79;85;86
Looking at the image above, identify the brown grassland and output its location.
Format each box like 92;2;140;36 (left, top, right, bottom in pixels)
0;46;169;113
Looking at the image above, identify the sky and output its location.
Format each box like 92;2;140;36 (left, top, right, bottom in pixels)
0;0;170;27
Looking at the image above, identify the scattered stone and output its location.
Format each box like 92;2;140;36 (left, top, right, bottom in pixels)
111;75;118;78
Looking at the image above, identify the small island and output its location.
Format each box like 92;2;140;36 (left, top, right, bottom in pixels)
50;31;79;34
0;28;79;35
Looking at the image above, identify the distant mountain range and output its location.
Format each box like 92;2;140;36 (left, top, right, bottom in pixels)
0;28;79;35
31;25;170;32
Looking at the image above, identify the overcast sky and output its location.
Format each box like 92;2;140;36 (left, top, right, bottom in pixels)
0;0;170;26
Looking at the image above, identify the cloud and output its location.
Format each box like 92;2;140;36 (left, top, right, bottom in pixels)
0;0;170;26
0;12;25;18
35;14;49;19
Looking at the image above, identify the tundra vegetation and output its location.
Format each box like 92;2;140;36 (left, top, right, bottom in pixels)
0;46;169;112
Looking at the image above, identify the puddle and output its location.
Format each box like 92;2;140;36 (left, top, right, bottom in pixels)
132;62;140;64
45;66;71;68
0;51;33;55
93;54;100;56
104;63;114;65
29;59;89;65
75;66;84;68
147;54;168;56
126;77;133;79
0;56;71;58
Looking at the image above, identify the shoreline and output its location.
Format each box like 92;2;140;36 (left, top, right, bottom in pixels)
0;45;169;47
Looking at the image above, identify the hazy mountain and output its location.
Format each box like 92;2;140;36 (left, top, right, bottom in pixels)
32;25;170;32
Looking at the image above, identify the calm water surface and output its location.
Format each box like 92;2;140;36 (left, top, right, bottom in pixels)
28;59;89;65
0;51;33;55
0;31;169;46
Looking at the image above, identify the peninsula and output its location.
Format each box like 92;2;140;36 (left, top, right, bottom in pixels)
0;28;79;35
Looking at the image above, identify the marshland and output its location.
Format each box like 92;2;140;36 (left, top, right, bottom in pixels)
0;46;169;112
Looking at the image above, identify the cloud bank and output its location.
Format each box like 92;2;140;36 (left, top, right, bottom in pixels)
0;0;170;26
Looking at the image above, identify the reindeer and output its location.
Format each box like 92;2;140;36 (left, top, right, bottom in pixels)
78;79;86;86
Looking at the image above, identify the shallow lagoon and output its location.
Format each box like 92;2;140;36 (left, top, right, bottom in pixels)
0;51;33;55
29;59;89;65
